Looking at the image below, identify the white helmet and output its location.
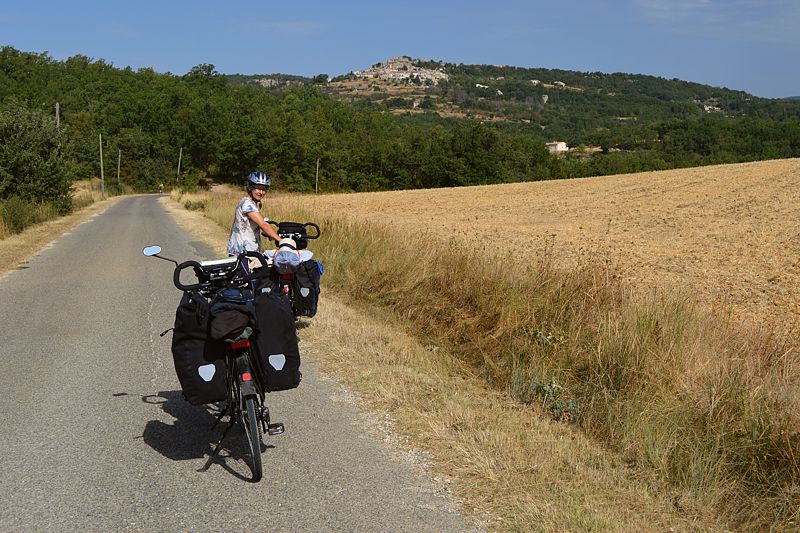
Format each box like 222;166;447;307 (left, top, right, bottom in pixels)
246;171;271;189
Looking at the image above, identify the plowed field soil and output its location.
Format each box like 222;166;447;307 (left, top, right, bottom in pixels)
311;158;800;330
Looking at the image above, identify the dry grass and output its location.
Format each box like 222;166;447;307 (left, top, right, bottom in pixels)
71;178;108;210
309;158;800;332
309;298;725;531
170;165;800;531
165;190;728;531
0;198;60;239
0;178;109;241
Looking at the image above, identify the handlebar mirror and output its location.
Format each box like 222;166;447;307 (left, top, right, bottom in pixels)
143;245;162;257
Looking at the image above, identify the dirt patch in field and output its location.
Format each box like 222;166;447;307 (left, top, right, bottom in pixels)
309;159;800;331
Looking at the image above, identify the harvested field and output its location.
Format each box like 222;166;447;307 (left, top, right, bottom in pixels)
309;158;800;331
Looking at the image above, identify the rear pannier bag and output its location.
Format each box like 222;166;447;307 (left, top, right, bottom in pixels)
252;291;301;391
171;292;227;405
292;260;322;317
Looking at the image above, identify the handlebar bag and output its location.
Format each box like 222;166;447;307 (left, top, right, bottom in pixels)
171;292;227;405
292;259;323;318
251;291;301;391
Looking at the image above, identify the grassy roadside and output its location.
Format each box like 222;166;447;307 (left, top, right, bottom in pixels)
0;178;109;240
165;191;737;531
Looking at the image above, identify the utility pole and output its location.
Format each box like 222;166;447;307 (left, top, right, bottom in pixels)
117;149;121;185
55;102;60;130
99;134;105;195
315;158;320;194
176;147;183;184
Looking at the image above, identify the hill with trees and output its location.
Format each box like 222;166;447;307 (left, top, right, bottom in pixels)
2;47;800;231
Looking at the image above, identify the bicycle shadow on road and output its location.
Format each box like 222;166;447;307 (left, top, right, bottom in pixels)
140;390;269;481
141;390;219;461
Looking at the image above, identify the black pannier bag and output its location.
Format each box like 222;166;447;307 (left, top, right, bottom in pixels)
171;292;227;405
251;291;301;391
292;259;322;317
208;286;255;343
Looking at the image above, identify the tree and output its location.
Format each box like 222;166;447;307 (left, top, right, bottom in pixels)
420;96;436;110
0;100;73;212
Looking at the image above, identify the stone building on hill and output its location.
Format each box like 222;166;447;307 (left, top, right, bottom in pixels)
354;56;449;85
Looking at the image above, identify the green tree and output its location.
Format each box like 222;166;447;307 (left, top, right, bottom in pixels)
0;100;73;212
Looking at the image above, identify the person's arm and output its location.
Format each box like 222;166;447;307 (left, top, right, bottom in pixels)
246;210;281;243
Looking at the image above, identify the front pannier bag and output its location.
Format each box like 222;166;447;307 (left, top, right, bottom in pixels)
252;291;301;391
292;259;322;317
171;292;227;405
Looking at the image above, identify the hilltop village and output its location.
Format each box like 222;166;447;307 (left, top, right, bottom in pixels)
353;56;449;85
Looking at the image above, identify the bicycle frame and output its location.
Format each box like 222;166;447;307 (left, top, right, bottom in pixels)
203;339;267;481
230;340;259;401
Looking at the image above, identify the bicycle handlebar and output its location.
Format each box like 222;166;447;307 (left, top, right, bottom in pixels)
266;221;321;239
173;260;205;291
304;222;321;239
172;251;268;292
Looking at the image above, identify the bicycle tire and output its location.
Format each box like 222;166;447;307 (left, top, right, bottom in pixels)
243;396;263;482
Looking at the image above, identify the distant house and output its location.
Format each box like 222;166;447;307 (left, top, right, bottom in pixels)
546;141;569;153
553;81;566;88
475;83;489;89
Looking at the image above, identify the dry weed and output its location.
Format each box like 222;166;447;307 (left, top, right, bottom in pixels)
166;190;726;531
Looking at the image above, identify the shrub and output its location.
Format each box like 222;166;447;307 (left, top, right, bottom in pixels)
0;100;73;213
0;196;60;237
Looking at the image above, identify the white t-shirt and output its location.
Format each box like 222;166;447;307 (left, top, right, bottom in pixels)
227;196;262;255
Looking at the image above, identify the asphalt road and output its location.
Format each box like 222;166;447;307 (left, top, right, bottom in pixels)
0;196;473;532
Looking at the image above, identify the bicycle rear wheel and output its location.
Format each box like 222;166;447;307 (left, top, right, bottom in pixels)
243;396;263;482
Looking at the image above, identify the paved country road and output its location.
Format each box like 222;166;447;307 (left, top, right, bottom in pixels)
0;196;473;532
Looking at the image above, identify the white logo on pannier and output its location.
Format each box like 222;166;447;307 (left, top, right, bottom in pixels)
198;364;216;382
300;287;310;297
268;354;286;371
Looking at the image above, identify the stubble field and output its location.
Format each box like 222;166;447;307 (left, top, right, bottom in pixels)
309;158;800;331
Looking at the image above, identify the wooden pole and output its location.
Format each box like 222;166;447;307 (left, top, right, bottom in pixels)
99;134;105;195
117;149;121;184
55;102;60;130
176;147;183;184
315;158;320;193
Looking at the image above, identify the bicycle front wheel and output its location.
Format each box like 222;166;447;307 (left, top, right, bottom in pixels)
243;396;263;482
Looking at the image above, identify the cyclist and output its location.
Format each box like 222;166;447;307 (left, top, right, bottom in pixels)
227;171;282;257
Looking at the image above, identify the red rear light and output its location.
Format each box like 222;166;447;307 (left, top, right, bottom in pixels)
241;372;253;382
231;340;251;350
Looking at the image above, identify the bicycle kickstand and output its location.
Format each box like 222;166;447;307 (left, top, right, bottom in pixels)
210;403;230;431
199;417;236;472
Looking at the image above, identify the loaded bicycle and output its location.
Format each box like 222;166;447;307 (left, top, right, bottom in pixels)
143;246;298;482
263;221;323;318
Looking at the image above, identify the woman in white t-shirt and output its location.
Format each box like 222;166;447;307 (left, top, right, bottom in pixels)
227;171;282;256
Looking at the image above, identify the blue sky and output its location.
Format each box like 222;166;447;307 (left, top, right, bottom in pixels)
2;0;798;98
